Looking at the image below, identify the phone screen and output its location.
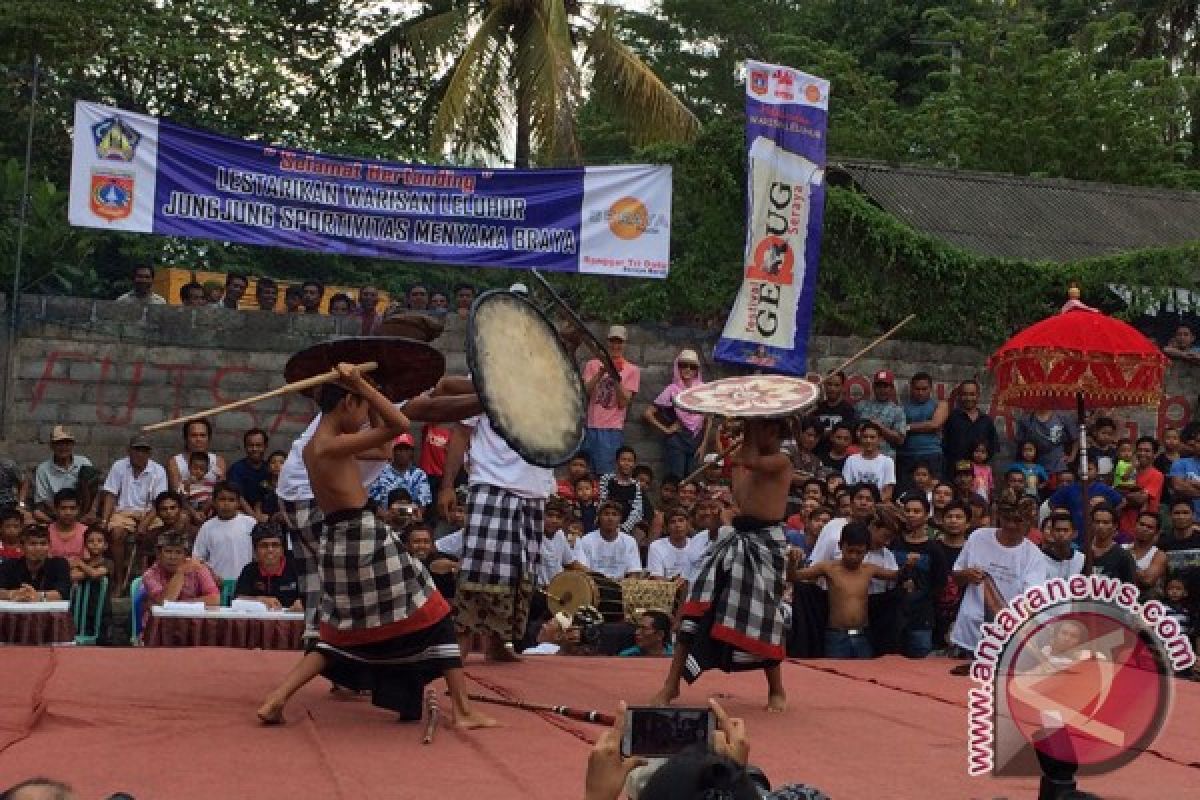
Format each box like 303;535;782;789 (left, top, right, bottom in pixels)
622;706;714;758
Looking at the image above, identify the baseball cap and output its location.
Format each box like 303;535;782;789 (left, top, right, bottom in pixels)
607;325;628;341
50;425;75;443
678;348;700;366
129;434;152;450
509;282;529;296
954;459;973;473
873;369;895;385
393;433;415;447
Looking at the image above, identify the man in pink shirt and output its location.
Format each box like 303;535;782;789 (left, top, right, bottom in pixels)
582;325;640;475
140;531;220;627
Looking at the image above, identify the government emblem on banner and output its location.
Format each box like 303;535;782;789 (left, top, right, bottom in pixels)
750;68;769;96
91;116;140;162
90;170;134;221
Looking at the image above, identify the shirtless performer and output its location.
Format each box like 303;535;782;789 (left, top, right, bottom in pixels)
650;417;794;711
257;364;494;728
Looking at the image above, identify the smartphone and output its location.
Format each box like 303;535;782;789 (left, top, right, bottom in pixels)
621;706;715;758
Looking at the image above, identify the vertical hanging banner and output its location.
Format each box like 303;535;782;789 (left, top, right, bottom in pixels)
68;101;672;277
714;62;830;374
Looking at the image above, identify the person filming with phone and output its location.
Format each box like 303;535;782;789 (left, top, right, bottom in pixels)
584;699;830;800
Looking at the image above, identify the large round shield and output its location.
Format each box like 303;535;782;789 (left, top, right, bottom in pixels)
674;375;821;418
467;290;586;467
284;337;445;402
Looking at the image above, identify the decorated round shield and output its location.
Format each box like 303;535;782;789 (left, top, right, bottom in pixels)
467;290;586;467
674;375;821;418
284;337;445;403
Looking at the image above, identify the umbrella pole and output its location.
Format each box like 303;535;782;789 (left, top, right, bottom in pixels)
1077;392;1094;574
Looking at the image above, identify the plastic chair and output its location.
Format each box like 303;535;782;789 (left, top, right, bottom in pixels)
221;578;237;606
130;576;146;645
70;577;108;645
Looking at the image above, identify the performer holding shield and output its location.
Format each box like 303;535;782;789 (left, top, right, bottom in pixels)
257;364;495;728
650;376;821;712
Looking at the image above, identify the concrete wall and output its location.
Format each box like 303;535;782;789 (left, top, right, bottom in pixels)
0;294;1195;475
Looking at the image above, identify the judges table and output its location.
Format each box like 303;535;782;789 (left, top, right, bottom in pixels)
0;600;75;645
145;606;304;650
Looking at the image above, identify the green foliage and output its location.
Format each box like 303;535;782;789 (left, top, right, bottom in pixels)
0;158;96;296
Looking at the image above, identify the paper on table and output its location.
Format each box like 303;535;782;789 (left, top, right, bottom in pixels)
0;600;70;612
231;598;270;614
164;601;207;612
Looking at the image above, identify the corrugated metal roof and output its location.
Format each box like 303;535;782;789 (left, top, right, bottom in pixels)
829;160;1200;262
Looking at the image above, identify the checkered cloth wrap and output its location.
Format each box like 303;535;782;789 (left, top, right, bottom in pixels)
679;517;788;680
458;484;543;587
281;497;323;638
318;506;445;637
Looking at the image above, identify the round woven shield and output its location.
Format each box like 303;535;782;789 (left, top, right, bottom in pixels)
674;375;821;418
284;337;445;402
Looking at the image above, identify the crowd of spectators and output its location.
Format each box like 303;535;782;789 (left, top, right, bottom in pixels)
2;331;1198;675
113;265;480;331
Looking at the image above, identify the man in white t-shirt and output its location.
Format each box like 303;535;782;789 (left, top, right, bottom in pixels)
842;422;895;501
537;498;583;587
438;411;556;661
950;489;1048;661
1041;510;1084;580
191;482;257;580
647;507;693;579
682;497;723;584
576;501;643;580
278;376;482;638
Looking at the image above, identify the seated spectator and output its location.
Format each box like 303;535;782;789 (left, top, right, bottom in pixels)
142;531;220;622
368;434;432;512
115;264;166;305
453;283;475;318
842;422;895;501
98;436;169;592
72;527;113;586
356;285;383;334
191;482;256;580
149;490;194;542
643;349;707;480
633;464;661;537
1001;465;1029;499
576;501;643;579
300;280;324;313
254;276;278;311
556;454;591;500
166;419;227;496
1040;510;1083;580
0;526;71;602
429;290;450;314
407;283;429;310
221;272;249;309
227;428;271;519
597;446;645;535
537;498;583;588
1008;440;1049;498
382;488;420;533
255;450;287;526
0;510;22;560
0;453;28;522
1126;511;1168;600
32;426;93;523
1047;457;1122;543
328;292;353;316
575;474;599;533
789;522;904;659
203;280;224;305
1088;503;1136;583
1117;436;1164;538
284;284;303;313
405;522;459;600
619;610;673;656
47;489;87;560
646;507;692;579
234;523;301;610
179;280;206;306
820;421;856;475
969;442;994;502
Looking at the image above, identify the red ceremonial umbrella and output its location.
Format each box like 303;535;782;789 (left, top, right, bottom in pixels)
987;288;1168;570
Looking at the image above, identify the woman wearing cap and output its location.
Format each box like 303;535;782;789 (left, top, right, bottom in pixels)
643;349;708;480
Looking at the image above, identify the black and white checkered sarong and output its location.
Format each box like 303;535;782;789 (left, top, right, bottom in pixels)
680;517;788;680
281;497;322;638
458;483;543;587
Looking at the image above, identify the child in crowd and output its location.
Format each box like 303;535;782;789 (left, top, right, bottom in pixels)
556;454;590;500
820;423;855;475
934;501;971;650
254;450;287;525
48;489;88;560
182;451;215;520
1091;417;1118;483
0;510;23;560
970;442;994;502
575;475;598;534
1009;441;1048;498
789;522;904;659
73;527;113;585
191;482;256;581
1112;438;1137;490
1162;575;1197;678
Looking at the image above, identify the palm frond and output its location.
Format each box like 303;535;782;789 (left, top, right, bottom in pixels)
512;0;582;165
583;6;700;147
431;5;514;161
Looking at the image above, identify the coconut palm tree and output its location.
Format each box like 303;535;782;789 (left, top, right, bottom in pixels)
330;0;699;166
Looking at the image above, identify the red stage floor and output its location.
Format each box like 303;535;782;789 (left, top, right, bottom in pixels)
1;649;1195;799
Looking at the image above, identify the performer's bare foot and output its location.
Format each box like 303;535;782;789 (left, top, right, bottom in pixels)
256;693;287;725
649;685;678;706
766;691;787;713
486;641;521;663
454;708;500;729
